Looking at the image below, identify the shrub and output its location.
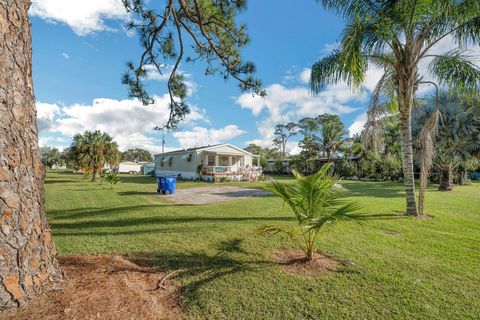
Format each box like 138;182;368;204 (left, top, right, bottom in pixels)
379;153;402;181
334;159;357;178
105;171;121;189
262;163;362;260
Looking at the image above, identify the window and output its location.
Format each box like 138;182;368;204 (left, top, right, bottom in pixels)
207;155;215;166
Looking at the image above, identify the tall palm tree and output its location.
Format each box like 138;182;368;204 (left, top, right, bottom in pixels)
417;92;480;190
72;131;120;182
311;0;480;215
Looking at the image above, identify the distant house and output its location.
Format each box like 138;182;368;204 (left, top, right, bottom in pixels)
264;159;292;174
141;162;156;176
154;144;262;181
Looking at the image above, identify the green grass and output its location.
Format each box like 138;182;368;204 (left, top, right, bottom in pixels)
45;170;480;319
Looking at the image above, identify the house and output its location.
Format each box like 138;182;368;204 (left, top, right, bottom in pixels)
154;144;262;181
116;161;144;174
141;162;156;176
264;159;291;174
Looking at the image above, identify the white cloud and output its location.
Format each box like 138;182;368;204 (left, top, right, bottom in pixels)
173;125;246;149
236;82;358;121
62;52;70;59
348;113;367;137
299;68;311;84
36;102;60;131
30;0;128;36
38;95;208;153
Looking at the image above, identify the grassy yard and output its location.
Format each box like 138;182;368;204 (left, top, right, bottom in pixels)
45;171;480;319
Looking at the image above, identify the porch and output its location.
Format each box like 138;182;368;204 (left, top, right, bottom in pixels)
200;152;262;181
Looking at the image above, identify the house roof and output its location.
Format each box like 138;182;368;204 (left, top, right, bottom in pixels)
119;161;143;165
154;144;253;156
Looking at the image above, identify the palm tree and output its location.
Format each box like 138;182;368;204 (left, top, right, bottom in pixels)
316;114;347;158
72;131;120;182
310;1;480;215
417;92;480;190
262;163;362;260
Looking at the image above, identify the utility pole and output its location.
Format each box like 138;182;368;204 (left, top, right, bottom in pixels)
162;127;165;154
154;126;167;154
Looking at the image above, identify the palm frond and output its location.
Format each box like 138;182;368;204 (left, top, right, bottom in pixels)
310;51;344;93
429;49;480;93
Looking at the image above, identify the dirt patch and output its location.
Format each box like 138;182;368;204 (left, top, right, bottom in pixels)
271;248;338;277
165;186;271;205
1;255;182;320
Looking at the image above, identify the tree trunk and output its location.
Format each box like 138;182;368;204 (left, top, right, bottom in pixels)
91;170;98;182
438;165;452;191
398;88;418;215
458;168;468;186
0;0;63;308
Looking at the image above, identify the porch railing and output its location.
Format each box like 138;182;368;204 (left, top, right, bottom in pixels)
203;166;262;175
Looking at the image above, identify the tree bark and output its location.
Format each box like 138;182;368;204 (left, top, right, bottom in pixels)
0;0;63;308
398;81;418;215
438;165;453;191
458;168;468;186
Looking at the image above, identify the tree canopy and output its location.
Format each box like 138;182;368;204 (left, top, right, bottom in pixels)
310;0;480;215
121;148;154;162
122;0;265;128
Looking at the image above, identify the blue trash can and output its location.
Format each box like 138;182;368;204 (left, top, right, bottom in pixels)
157;176;177;194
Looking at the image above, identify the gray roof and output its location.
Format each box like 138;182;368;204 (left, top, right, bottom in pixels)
154;144;222;156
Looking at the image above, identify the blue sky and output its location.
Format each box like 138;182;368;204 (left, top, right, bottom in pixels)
30;0;451;154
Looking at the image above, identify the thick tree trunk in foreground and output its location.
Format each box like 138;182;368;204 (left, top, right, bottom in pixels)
0;0;63;308
438;165;453;191
398;93;418;215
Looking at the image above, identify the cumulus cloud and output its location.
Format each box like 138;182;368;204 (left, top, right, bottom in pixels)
172;125;246;149
62;52;70;59
30;0;128;36
299;68;311;84
37;95;208;153
348;113;368;137
236;82;359;121
36;102;60;131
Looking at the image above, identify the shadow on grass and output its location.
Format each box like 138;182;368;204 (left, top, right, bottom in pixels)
117;191;159;196
50;213;295;231
44;179;75;184
130;241;273;306
47;204;195;220
340;181;405;199
118;175;157;185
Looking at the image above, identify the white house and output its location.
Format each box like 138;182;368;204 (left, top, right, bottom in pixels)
154;144;262;181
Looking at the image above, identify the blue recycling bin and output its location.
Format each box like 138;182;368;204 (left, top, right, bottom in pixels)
157;176;177;194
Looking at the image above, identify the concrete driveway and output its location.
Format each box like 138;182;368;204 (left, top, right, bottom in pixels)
166;185;272;205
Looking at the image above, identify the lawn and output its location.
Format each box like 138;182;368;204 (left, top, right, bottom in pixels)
45;171;480;319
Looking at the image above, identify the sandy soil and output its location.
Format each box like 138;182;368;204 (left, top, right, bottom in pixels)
0;255;182;320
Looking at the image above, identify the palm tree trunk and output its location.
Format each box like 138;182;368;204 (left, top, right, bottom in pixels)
398;95;418;215
91;170;98;182
0;0;63;308
458;168;468;186
438;164;452;191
